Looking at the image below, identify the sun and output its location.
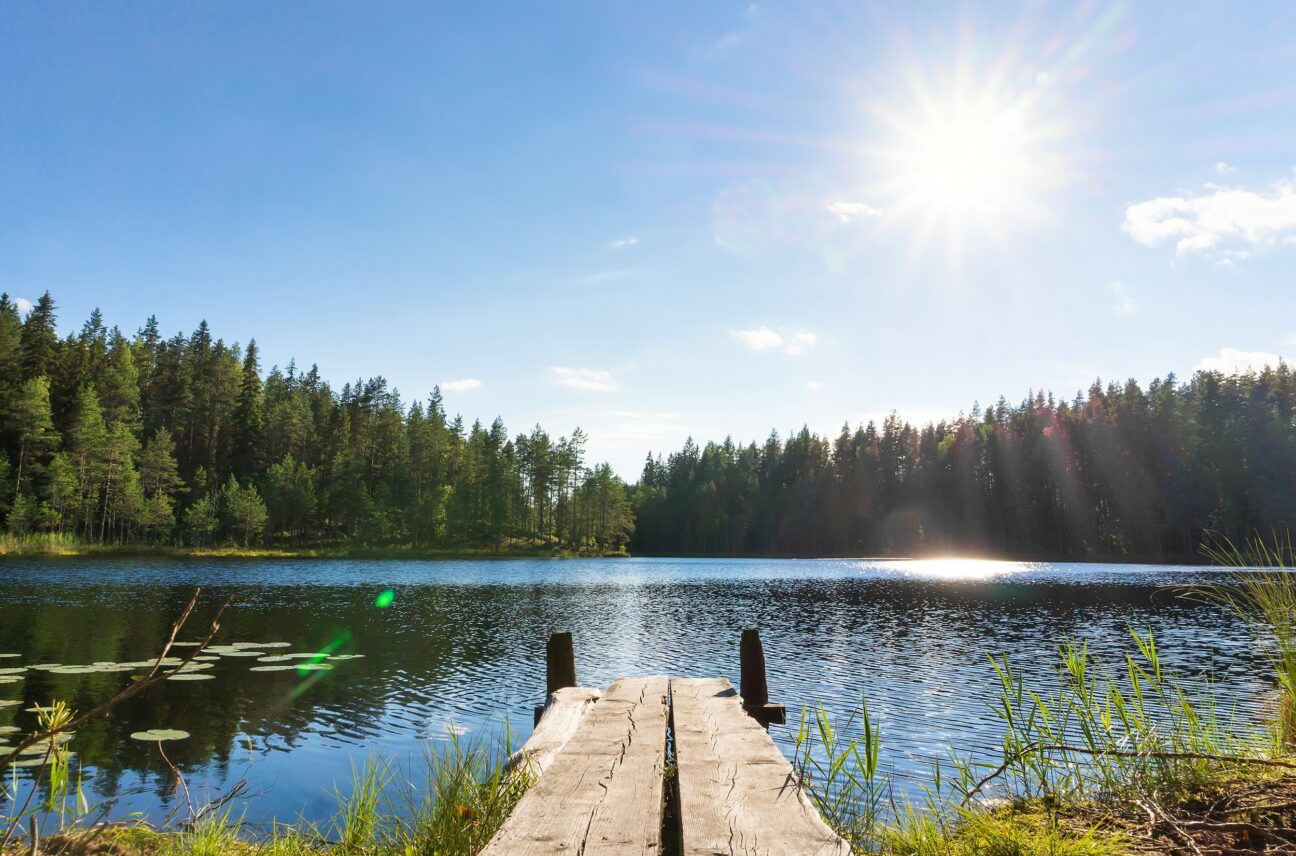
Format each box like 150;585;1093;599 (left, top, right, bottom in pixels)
866;61;1065;259
900;101;1029;214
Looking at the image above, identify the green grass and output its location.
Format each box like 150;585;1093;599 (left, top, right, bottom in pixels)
3;734;530;856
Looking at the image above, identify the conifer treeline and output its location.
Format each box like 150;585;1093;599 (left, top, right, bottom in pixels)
4;291;1293;561
0;292;634;552
632;367;1296;559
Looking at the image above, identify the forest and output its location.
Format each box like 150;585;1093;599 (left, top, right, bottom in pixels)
634;366;1296;560
0;292;635;553
1;290;1293;560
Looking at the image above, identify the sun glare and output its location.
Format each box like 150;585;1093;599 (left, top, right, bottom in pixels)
867;59;1067;260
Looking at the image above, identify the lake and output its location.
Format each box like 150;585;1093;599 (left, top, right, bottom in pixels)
0;557;1272;829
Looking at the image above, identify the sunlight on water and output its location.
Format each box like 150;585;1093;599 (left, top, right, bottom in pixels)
877;558;1029;580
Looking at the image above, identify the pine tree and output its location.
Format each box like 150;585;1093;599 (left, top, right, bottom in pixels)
9;376;58;495
230;339;265;481
18;292;58;381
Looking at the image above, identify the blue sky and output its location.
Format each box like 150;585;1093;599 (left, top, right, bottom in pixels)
3;2;1295;477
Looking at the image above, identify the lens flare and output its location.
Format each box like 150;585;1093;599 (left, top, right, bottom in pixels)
375;589;395;609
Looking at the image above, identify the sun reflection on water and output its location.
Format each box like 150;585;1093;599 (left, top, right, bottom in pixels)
874;558;1030;580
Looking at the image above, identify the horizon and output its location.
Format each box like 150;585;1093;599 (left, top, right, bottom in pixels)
4;2;1296;477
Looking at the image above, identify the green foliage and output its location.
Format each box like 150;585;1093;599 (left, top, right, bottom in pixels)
0;294;633;553
634;369;1296;558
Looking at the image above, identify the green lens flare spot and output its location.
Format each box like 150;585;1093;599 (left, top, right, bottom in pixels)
375;589;395;608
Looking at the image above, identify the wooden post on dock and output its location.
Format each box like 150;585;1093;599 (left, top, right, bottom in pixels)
740;628;786;726
537;631;577;725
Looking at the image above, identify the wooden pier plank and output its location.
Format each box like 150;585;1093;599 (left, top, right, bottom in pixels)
482;675;669;855
509;686;602;777
672;677;852;856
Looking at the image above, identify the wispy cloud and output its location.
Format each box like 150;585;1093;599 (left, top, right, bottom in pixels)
13;296;33;315
441;378;482;393
549;366;616;392
609;236;638;250
731;326;817;356
570;267;648;287
1215;161;1239;175
1123;171;1296;258
1109;280;1136;316
711;3;759;53
826;201;883;223
1198;347;1283;374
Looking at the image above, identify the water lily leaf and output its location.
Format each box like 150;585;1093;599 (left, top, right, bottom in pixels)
249;665;302;672
193;656;221;662
0;700;21;707
279;653;324;659
0;726;21;733
217;651;266;657
0;654;20;658
255;655;295;663
130;729;189;741
232;642;291;649
326;654;365;661
169;641;203;647
295;663;333;671
0;677;21;684
166;673;215;681
0;667;27;675
9;756;53;767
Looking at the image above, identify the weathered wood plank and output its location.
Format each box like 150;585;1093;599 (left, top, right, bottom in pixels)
508;686;602;778
672;677;852;856
482;676;669;855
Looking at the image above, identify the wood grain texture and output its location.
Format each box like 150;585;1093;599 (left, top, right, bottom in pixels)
509;687;602;778
482;676;669;855
672;677;852;856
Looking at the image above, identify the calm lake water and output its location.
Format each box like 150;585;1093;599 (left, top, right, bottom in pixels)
0;558;1272;828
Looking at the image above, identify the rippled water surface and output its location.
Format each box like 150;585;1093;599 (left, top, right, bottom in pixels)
0;558;1270;826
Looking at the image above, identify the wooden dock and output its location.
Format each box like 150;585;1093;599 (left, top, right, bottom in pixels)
481;631;851;856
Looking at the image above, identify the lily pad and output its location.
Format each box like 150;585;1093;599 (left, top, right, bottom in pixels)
0;654;21;658
130;729;189;742
166;673;215;681
193;656;221;662
278;653;325;659
169;641;203;647
232;641;291;649
327;654;365;661
295;663;333;671
0;667;26;675
255;655;296;663
0;726;21;733
0;700;21;708
0;677;21;685
9;756;53;768
249;665;298;672
217;650;266;658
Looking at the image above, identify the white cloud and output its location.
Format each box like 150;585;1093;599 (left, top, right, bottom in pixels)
1215;162;1238;175
1123;172;1296;258
783;332;817;355
826;201;883;223
731;326;784;351
1109;280;1136;315
1198;347;1283;374
549;366;616;392
730;327;817;356
441;378;482;393
13;297;33;316
609;236;638;250
807;381;828;392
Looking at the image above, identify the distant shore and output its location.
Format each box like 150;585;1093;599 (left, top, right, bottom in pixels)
0;534;629;560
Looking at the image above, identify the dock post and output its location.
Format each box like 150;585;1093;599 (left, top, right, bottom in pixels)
536;631;577;725
740;628;787;727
